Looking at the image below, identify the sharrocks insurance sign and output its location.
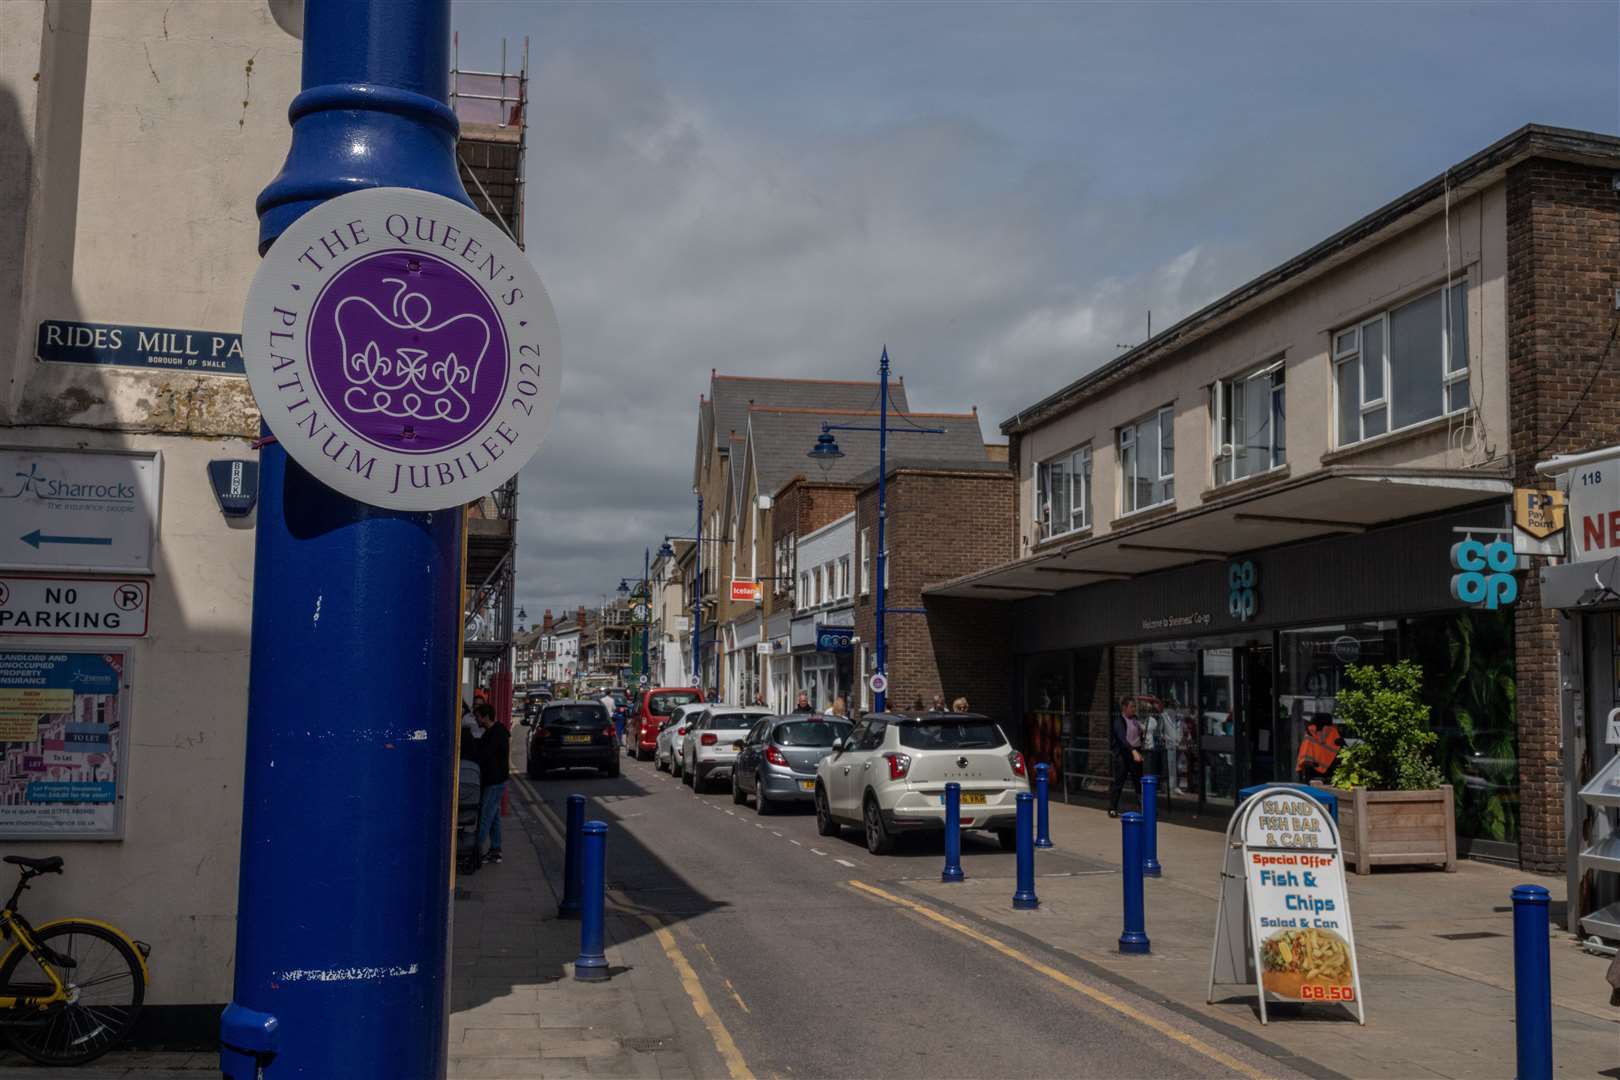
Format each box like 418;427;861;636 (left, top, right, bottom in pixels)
242;188;561;511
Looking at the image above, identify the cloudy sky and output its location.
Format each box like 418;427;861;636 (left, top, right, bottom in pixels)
450;0;1618;622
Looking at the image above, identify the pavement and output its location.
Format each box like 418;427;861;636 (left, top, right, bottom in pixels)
11;743;1617;1079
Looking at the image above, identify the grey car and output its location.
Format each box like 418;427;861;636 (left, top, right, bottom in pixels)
732;714;853;815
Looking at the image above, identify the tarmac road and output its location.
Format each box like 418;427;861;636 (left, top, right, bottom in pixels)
516;751;1294;1080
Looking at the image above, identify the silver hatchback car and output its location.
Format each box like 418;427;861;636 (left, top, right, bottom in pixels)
732;714;853;815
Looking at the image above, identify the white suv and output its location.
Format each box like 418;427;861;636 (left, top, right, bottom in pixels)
814;711;1029;854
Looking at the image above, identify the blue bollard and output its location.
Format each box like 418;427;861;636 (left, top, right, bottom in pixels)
1012;792;1039;910
1034;763;1053;849
1511;884;1552;1080
942;782;965;883
560;794;585;918
574;820;610;982
1119;812;1150;954
1141;773;1162;877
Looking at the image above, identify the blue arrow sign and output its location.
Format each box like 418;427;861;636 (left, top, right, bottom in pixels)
19;530;113;549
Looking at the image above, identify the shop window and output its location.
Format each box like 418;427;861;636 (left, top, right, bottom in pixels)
838;555;851;599
1212;361;1285;485
859;529;870;595
1333;280;1468;446
1119;406;1174;514
1034;445;1093;541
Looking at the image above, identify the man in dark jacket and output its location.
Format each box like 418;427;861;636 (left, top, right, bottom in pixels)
474;704;510;864
1108;695;1143;818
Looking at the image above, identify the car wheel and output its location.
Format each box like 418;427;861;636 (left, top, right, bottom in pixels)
527;754;542;780
604;757;621;779
997;827;1019;852
684;760;697;788
815;786;840;837
755;774;772;815
672;753;683;778
731;770;747;805
656;750;667;772
863;795;895;855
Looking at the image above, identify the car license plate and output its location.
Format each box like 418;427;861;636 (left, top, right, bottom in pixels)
563;734;591;744
799;779;816;792
938;791;987;805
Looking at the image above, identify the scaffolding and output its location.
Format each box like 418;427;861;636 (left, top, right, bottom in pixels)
452;36;529;713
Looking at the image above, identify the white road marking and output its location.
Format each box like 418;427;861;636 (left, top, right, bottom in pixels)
833;858;857;868
810;848;827;856
725;810;736;816
755;823;765;829
771;831;783;837
789;840;802;847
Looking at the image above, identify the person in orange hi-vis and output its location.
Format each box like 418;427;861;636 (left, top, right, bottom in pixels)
1296;716;1342;783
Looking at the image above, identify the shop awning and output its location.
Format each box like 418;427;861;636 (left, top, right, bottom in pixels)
925;466;1512;600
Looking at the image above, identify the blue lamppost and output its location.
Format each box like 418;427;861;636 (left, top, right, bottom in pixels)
660;494;705;692
807;347;942;713
220;2;467;1076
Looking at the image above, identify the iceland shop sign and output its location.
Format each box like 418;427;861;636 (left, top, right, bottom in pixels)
242;188;562;511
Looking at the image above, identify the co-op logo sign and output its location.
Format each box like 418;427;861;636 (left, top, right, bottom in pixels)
2;463;136;506
1228;559;1258;622
1450;535;1518;610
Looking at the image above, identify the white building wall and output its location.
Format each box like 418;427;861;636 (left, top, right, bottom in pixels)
0;1;300;1012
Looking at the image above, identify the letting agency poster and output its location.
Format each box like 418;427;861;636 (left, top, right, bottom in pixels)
0;650;125;837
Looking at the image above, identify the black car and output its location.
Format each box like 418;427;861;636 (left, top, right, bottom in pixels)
524;700;621;778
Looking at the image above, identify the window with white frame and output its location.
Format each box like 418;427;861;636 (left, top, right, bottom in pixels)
1333;280;1468;447
1118;405;1175;514
859;529;871;595
798;571;810;611
1034;445;1092;540
1212;362;1285;485
838;555;851;599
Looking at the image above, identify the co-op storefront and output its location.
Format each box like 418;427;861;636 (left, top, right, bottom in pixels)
929;468;1526;863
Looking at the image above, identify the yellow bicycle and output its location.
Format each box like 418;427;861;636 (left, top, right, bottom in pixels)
0;855;149;1066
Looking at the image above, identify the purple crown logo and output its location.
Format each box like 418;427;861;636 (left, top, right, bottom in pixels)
333;277;491;425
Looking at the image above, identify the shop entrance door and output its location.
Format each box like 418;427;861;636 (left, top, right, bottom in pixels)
1196;641;1276;813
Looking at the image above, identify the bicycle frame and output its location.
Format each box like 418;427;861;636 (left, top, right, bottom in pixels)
0;907;71;1010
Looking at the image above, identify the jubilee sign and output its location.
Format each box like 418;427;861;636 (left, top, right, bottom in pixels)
242;188;561;511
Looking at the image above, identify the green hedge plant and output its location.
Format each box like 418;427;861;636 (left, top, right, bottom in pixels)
1331;661;1445;791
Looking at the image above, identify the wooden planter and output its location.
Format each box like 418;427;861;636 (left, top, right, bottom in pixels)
1328;785;1457;875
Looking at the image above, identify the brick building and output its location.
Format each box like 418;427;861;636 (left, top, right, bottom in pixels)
853;462;1017;717
926;124;1620;873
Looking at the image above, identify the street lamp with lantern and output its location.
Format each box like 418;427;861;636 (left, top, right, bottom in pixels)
807;347;943;713
615;550;654;688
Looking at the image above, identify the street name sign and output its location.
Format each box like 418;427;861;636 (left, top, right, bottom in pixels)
1208;786;1364;1025
242;187;562;511
37;319;245;376
0;449;160;574
0;576;149;637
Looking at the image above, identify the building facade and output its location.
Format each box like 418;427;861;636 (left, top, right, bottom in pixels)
927;124;1620;872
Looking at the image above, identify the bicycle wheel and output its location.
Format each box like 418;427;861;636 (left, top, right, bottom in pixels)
0;920;145;1066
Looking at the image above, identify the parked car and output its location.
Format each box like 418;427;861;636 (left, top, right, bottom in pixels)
524;699;620;778
630;687;705;760
814;711;1028;854
655;703;708;772
681;706;773;792
734;714;853;814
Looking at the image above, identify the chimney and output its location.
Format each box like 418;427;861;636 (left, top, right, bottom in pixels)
576;605;586;628
542;609;554;632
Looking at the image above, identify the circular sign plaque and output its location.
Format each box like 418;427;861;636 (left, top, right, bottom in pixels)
242;187;561;510
868;672;888;694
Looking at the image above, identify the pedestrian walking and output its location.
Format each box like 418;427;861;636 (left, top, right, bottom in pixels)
601;691;621;743
830;695;849;718
752;691;767;708
793;690;813;713
1107;695;1143;819
930;692;945;712
1295;716;1342;783
951;696;969;713
475;703;509;864
911;696;926;714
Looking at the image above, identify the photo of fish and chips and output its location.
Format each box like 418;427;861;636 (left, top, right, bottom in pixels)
1259;926;1355;1000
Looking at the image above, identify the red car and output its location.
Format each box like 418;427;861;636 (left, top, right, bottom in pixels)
629;687;705;760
